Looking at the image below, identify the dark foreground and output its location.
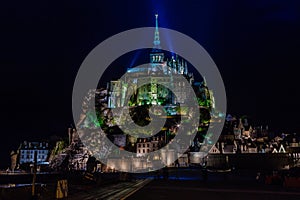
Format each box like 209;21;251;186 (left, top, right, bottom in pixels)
127;179;300;200
1;168;300;199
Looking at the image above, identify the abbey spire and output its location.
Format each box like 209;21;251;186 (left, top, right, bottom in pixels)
153;14;161;48
149;14;164;73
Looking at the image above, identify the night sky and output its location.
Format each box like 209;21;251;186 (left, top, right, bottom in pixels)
1;0;300;167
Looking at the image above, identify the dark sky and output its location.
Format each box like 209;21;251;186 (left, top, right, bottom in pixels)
0;0;300;167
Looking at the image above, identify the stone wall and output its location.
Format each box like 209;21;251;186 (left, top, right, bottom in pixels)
207;153;291;170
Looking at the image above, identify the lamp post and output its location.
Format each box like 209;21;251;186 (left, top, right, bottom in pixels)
32;151;37;198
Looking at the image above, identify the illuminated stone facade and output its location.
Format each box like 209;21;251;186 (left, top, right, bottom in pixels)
136;137;162;157
106;14;213;110
19;141;49;164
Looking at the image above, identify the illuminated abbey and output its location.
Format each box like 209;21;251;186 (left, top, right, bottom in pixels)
106;14;214;111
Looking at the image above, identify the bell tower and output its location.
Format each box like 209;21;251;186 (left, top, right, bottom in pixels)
150;14;164;71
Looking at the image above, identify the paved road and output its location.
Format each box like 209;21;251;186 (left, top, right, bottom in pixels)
35;168;299;200
67;179;150;200
126;180;300;200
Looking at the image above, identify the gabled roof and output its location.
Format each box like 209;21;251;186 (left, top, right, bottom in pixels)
209;145;220;154
272;148;278;153
278;144;286;153
272;144;286;153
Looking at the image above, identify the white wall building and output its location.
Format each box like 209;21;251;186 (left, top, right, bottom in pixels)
136;137;160;157
19;141;49;164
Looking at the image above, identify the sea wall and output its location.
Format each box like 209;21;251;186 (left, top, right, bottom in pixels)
207;153;291;170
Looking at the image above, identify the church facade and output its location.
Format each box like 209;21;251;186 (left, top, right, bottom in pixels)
106;14;214;111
